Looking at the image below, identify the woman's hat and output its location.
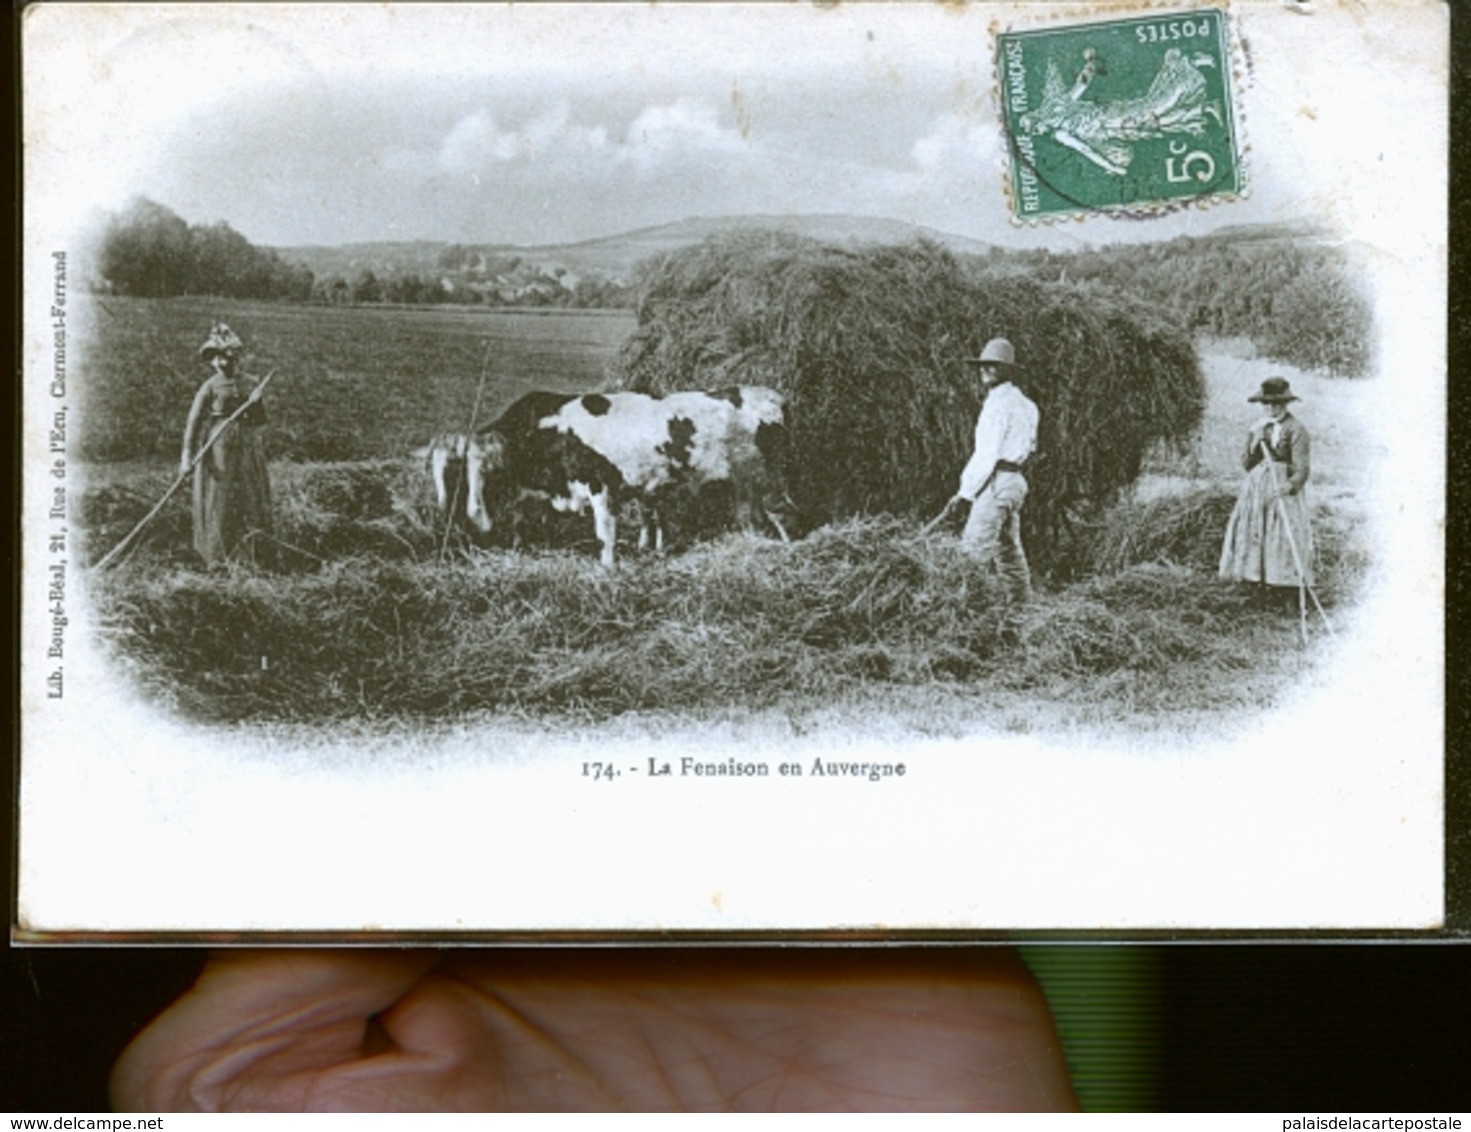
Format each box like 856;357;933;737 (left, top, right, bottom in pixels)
965;337;1017;367
199;322;245;359
1248;377;1299;404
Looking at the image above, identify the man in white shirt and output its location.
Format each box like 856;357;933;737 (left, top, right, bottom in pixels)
951;337;1040;603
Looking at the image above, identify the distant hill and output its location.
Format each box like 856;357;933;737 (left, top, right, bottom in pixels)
272;214;996;286
542;214;997;276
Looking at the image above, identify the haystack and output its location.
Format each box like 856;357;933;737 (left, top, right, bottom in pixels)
611;232;1204;572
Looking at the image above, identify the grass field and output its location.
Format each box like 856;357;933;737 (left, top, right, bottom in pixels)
78;296;635;463
73;295;1372;737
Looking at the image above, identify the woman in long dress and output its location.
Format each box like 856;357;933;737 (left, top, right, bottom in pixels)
180;322;273;566
1219;376;1313;601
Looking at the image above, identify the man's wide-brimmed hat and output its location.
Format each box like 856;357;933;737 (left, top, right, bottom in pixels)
199;321;245;359
1248;376;1299;404
965;337;1017;367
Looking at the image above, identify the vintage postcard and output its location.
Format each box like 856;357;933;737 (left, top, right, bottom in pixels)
17;1;1448;938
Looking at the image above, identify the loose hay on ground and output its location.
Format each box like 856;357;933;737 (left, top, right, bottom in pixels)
1005;564;1280;713
90;519;1003;722
1063;487;1369;607
80;459;446;570
1063;488;1238;577
88;516;1320;726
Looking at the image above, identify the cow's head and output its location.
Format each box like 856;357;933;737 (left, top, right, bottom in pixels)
463;432;508;533
420;433;475;513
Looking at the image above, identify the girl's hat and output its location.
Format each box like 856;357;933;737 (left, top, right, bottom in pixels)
199;322;245;359
1248;377;1299;403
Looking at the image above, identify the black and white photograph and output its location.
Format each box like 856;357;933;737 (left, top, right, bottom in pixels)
18;1;1447;937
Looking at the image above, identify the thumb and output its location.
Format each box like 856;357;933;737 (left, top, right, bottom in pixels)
111;950;439;1111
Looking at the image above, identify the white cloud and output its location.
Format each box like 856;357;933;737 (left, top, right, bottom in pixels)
620;98;747;173
438;110;512;169
384;97;749;191
378;97;756;220
433;103;611;174
910;111;1002;176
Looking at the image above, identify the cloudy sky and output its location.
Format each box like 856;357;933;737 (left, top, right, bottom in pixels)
132;65;1001;248
25;3;1443;253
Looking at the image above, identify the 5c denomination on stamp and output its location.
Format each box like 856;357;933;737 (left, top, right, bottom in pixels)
997;8;1243;221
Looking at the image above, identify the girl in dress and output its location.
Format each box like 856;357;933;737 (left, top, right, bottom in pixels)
1218;376;1313;605
180;322;273;566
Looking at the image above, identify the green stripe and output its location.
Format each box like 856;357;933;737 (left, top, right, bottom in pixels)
1022;946;1164;1113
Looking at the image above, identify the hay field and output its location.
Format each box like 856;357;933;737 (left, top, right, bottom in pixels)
74;292;1370;739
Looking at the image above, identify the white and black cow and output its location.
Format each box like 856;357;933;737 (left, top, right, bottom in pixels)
425;386;795;565
710;384;794;541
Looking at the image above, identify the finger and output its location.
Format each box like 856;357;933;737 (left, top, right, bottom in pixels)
397;947;1077;1112
111;949;439;1111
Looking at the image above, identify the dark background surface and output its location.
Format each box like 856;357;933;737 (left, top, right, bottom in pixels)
4;947;1470;1112
7;2;1467;1116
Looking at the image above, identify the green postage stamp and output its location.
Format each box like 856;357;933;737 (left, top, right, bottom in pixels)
997;8;1243;220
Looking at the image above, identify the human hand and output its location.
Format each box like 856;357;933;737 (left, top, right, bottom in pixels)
111;949;1076;1112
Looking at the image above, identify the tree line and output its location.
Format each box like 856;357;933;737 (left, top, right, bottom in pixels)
972;229;1373;376
93;198;316;302
89;198;630;309
307;267;630;309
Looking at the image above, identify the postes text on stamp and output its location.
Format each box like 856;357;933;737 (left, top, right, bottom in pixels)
997;8;1242;220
